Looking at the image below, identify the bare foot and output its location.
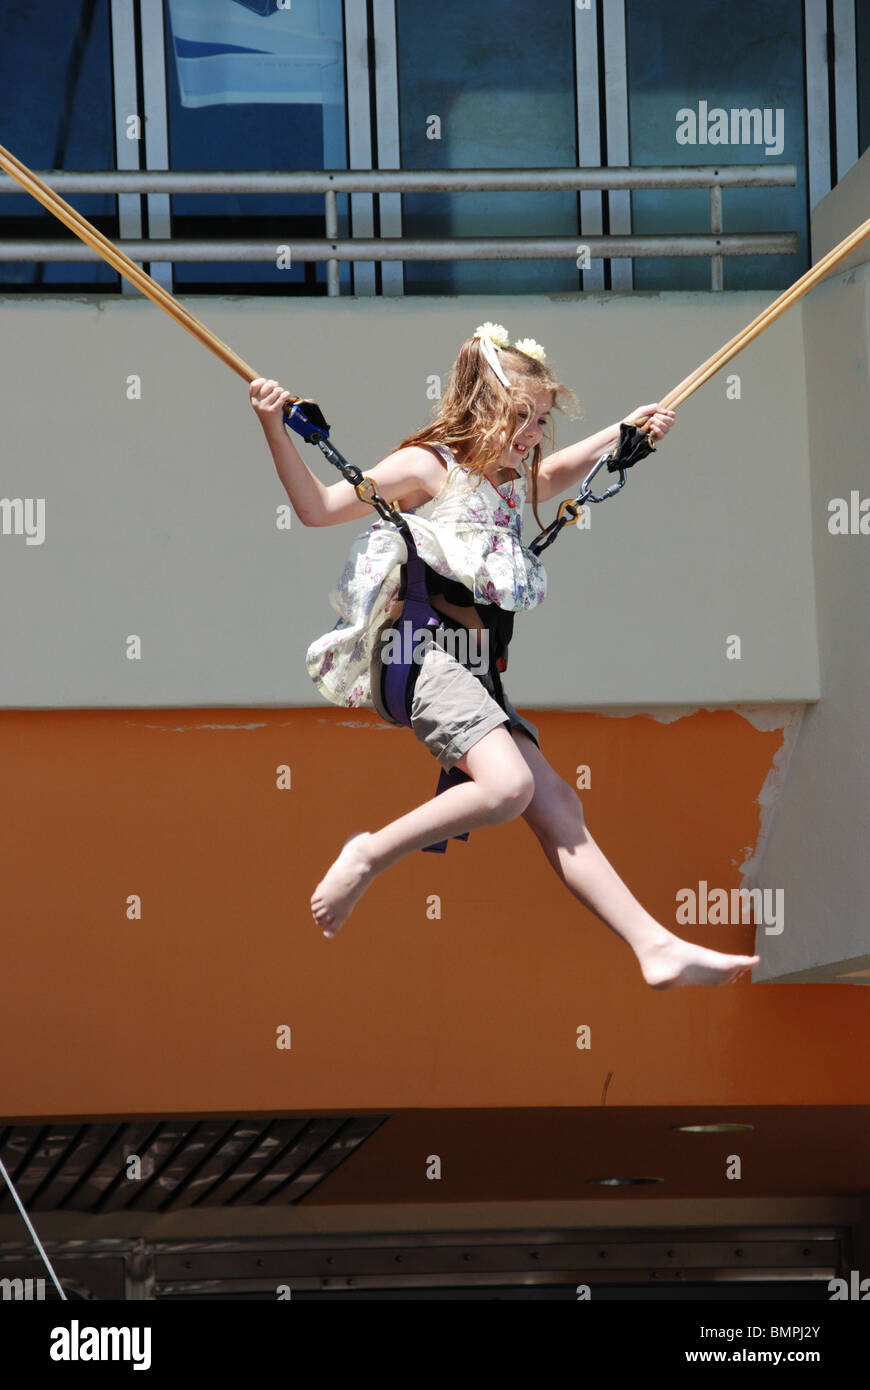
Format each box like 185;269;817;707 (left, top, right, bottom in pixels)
311;832;376;938
639;935;760;989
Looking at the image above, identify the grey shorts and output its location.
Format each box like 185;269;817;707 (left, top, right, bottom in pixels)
375;639;540;772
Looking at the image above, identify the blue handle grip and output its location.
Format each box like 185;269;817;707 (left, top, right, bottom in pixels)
282;400;330;443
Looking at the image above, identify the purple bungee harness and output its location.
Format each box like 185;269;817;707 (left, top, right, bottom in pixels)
375;525;473;854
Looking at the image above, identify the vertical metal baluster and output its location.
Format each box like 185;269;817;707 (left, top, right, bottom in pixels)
325;188;340;296
710;181;723;291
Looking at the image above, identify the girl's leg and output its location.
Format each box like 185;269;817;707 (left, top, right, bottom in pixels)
513;731;760;989
311;723;533;936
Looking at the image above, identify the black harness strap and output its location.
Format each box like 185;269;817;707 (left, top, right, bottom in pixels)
283;400;412;537
284;404;656;853
283;403;655;560
284;401;473;853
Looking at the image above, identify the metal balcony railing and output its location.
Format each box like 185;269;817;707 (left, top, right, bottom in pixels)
0;165;799;293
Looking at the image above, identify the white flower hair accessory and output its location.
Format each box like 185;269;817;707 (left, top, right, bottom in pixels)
513;337;546;362
473;321;510;347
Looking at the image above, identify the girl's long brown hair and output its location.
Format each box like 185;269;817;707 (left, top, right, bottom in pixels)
397;335;579;532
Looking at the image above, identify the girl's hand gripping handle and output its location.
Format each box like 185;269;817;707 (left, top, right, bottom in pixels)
622;402;676;441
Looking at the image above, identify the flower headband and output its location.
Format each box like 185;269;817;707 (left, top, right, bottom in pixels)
472;322;547;387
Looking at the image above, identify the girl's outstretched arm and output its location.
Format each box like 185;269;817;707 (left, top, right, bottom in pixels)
535;402;675;502
250;378;443;526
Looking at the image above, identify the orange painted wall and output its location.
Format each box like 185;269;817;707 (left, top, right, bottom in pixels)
1;705;867;1117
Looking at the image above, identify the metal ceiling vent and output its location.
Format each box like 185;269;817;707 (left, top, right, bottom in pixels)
0;1117;387;1213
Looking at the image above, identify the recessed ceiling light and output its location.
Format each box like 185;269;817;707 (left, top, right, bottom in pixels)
588;1176;664;1186
674;1123;755;1134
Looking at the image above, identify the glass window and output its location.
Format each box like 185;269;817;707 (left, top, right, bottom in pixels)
162;0;348;293
0;0;116;290
625;0;808;291
395;0;579;295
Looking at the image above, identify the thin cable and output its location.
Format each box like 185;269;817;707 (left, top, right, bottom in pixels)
0;1156;67;1300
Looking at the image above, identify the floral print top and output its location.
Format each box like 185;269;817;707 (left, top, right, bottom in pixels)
305;444;547;708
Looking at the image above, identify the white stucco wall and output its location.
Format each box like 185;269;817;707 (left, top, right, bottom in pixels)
0;289;817;709
753;148;870;983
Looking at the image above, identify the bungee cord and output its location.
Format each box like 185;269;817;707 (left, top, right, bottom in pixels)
0;142;261;382
661;211;870;410
1;138;868;539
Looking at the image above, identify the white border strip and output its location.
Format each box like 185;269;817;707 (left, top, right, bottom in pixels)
344;2;376;295
372;0;404;296
139;0;172;289
601;0;632;290
109;0;141;294
575;1;604;291
833;0;859;179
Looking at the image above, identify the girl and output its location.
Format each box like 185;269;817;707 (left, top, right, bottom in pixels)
250;325;759;989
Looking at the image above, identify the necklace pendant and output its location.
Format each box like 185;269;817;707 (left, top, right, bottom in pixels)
507;496;516;508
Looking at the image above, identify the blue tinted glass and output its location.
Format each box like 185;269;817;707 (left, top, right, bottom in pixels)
395;0;578;295
626;0;808;290
0;0;116;289
163;0;347;292
859;0;870;157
